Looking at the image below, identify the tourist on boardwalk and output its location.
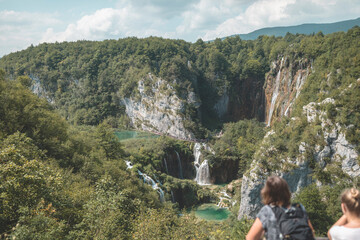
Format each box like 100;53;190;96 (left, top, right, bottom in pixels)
328;188;360;240
246;176;315;240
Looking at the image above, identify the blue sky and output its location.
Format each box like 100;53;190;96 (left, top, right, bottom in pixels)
1;0;359;57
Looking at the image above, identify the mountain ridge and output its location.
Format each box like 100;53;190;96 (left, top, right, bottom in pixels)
225;17;360;40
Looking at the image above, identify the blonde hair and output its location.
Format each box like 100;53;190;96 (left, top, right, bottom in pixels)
341;188;360;216
261;176;291;207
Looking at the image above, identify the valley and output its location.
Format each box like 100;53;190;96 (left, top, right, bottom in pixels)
0;25;359;239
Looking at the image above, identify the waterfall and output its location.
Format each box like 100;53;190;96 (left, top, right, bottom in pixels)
125;160;165;202
284;102;292;117
171;190;175;203
158;188;165;202
137;170;165;202
125;161;133;169
194;143;202;164
268;57;286;126
163;158;169;174
267;69;281;127
175;151;183;179
217;190;232;208
196;159;210;185
193;143;211;185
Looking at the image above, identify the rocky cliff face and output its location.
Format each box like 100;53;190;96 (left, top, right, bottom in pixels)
304;97;360;180
265;57;312;126
163;149;195;179
213;90;229;120
237;129;313;219
238;96;360;219
30;75;55;104
122;73;200;140
210;159;239;184
228;76;265;122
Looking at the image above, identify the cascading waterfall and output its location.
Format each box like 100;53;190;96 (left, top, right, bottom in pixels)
171;190;175;203
175;151;184;179
125;160;165;202
267;70;281;126
125;161;133;169
217;190;232;208
196;159;210;185
193;143;211;185
163;158;169;174
138;170;165;202
284;103;292;117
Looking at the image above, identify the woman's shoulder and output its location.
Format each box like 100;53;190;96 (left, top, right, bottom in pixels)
257;205;275;218
330;225;360;236
259;205;273;212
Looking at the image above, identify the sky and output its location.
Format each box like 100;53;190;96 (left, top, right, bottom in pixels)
1;0;359;57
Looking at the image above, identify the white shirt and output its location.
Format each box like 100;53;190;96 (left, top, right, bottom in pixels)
329;226;360;240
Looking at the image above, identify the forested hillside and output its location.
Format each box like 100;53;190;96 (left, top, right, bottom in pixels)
0;26;359;239
0;71;248;239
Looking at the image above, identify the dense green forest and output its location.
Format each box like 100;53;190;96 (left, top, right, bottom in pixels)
0;26;359;239
0;71;254;239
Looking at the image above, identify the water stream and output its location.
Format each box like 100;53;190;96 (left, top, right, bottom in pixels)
193;143;211;185
125;161;165;202
163;158;169;174
175;151;184;179
267;57;284;127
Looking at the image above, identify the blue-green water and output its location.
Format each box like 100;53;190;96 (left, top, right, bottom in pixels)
115;131;158;141
194;204;230;221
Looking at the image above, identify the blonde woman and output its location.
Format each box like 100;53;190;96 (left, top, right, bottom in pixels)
328;188;360;240
246;176;315;240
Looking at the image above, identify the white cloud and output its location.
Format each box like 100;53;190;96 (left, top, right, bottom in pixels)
40;1;193;43
202;0;360;40
1;0;359;56
41;8;134;42
175;0;249;40
40;0;252;44
0;10;60;56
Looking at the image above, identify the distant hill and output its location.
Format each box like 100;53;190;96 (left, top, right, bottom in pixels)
229;17;360;40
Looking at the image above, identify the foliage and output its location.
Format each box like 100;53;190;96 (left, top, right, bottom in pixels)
133;206;208;240
211;119;265;177
0;70;68;158
0;134;63;233
68;176;141;240
0;27;360;239
293;182;354;237
229;217;254;239
10;202;67;240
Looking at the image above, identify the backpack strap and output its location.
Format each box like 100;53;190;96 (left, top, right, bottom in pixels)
270;205;286;239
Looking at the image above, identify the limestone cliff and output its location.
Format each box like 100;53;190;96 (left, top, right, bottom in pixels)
228;76;265;122
265;57;312;126
238;96;360;219
30;75;55;104
122;73;200;140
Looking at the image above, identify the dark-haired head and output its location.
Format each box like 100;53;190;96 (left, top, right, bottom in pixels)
261;176;291;207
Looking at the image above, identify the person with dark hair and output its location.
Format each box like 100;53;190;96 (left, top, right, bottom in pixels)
328;188;360;240
246;176;315;240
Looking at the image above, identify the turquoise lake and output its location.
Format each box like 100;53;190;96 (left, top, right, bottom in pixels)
115;130;159;141
194;204;230;221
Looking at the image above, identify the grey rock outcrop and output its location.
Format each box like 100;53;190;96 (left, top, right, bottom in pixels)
30;75;54;104
122;74;199;140
238;138;312;219
304;98;360;179
238;97;359;219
